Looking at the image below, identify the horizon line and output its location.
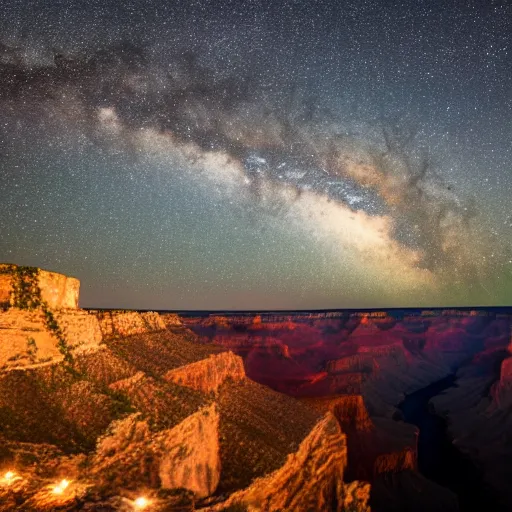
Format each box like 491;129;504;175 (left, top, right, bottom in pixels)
81;305;512;313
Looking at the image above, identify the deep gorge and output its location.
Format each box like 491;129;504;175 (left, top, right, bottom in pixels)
399;374;501;511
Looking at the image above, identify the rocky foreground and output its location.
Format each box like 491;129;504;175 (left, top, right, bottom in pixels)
0;265;370;511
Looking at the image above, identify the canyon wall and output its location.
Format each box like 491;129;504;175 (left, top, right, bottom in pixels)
92;310;167;338
303;394;417;482
184;311;496;408
165;351;245;394
0;264;79;309
91;403;221;498
214;411;370;512
0;308;102;369
0;302;372;511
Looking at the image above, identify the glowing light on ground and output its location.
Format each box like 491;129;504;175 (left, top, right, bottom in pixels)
2;471;21;486
52;479;71;494
133;496;150;509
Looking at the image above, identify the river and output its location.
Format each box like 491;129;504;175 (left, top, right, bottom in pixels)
398;374;501;511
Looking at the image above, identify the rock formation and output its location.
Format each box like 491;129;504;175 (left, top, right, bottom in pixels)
183;309;512;510
0;264;79;309
91;403;220;498
303;394;417;481
0;264;176;370
93;310;167;338
0;291;102;370
212;412;370;512
164;351;245;393
3;264;510;511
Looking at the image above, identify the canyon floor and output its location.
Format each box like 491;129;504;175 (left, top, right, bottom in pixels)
1;265;511;511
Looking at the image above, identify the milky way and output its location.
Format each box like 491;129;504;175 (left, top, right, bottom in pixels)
0;0;511;308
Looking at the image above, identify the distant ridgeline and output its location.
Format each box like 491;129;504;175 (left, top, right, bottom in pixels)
0;264;180;371
181;308;500;325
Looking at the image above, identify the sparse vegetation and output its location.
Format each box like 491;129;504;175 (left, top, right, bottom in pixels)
8;265;42;310
105;388;136;417
26;336;38;363
4;264;76;373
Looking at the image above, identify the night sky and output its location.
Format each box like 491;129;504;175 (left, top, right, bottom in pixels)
0;0;511;309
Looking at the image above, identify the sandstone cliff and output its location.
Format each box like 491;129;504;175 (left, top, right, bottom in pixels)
373;448;416;475
160;312;183;327
0;264;79;309
329;394;375;432
93;310;167;338
0;323;369;511
164;351;245;393
0;264;377;511
0;306;102;369
91;403;220;498
326;354;378;374
489;338;512;409
303;394;417;482
0;264;102;370
185;310;486;407
212;412;370;512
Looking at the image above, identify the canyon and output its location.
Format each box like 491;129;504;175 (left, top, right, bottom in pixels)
0;265;511;510
182;308;512;510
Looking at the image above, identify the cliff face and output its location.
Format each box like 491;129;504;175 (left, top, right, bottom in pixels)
0;264;79;309
0;323;369;511
92;403;221;498
0;265;102;369
329;395;374;432
327;354;378;374
160;312;183;327
94;310;167;338
490;339;512;408
164;351;245;394
184;310;509;510
304;395;417;482
373;448;416;475
214;412;370;512
157;403;220;496
0;308;102;369
0;266;377;511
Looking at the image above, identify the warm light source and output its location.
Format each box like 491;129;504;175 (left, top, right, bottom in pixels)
2;471;20;485
52;479;71;494
133;496;150;509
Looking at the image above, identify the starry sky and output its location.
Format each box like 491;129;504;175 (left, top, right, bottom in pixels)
0;0;511;309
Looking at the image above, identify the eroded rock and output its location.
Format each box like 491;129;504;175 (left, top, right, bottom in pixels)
165;351;245;394
91;403;221;498
215;412;370;512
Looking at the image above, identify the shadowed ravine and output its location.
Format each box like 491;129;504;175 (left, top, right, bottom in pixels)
398;374;502;511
